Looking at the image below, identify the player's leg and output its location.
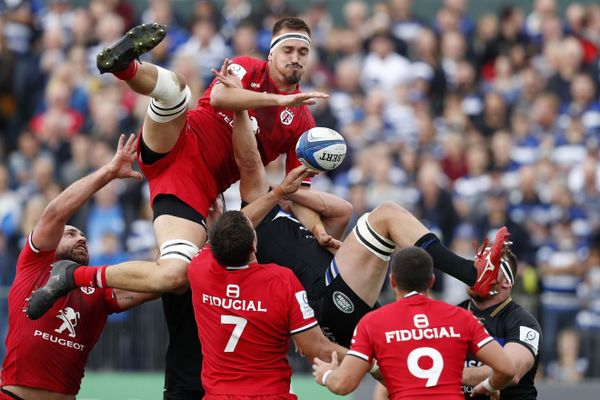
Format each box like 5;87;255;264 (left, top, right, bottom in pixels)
335;202;509;299
25;197;218;320
97;23;190;153
103;214;207;293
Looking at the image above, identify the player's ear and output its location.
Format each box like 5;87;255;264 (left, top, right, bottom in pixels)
268;52;273;62
389;273;397;289
428;273;436;289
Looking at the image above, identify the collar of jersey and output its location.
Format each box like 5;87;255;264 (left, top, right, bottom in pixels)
468;296;513;317
403;291;423;298
226;265;250;270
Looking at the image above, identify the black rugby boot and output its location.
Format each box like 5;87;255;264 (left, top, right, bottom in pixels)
25;260;80;320
97;22;167;74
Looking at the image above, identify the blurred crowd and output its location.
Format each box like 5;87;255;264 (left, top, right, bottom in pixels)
1;0;600;381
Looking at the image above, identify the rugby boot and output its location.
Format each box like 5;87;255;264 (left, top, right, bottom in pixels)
471;226;511;298
97;22;167;74
25;260;80;320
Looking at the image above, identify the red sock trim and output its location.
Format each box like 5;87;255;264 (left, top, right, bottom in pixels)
73;266;99;288
113;60;139;80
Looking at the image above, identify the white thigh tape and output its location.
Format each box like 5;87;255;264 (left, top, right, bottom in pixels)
159;239;199;263
352;213;395;261
148;85;190;123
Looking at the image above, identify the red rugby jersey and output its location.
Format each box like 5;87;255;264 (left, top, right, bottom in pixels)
192;56;314;192
1;235;121;394
188;246;318;396
349;293;493;400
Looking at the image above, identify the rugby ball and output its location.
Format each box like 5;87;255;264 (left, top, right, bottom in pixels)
295;127;347;172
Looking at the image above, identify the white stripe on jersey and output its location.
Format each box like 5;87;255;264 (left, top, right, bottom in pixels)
290;320;318;335
347;350;370;362
477;336;494;349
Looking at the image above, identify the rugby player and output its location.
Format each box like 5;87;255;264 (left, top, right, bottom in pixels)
460;247;542;399
312;247;516;399
0;135;155;400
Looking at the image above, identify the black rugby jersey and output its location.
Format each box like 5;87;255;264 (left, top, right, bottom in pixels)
459;297;542;400
254;206;333;303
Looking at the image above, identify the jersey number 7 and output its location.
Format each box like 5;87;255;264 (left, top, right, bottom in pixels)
221;315;248;352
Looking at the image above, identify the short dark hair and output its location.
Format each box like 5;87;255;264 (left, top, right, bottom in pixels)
209;211;255;267
272;17;311;37
391;247;433;293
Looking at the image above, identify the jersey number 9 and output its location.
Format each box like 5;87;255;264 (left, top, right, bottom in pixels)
407;347;444;387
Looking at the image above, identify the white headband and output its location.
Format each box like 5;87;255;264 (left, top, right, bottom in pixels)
500;259;514;286
269;32;311;53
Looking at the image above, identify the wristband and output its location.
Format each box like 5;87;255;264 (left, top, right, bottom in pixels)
322;369;333;386
272;186;284;200
482;377;499;393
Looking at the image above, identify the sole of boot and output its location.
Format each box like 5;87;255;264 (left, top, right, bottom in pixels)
97;23;167;74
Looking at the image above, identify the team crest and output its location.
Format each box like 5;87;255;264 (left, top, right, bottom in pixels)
80;286;95;295
280;109;294;126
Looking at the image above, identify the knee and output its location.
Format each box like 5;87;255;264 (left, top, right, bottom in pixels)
371;201;407;221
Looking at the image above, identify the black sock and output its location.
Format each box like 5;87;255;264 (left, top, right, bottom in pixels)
414;233;477;286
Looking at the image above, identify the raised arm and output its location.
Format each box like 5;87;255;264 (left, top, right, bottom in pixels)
32;134;142;251
232;109;269;202
210;58;328;111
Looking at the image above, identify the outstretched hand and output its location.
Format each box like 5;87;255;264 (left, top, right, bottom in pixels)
277;165;312;197
313;351;339;386
107;134;143;181
279;91;329;107
212;58;243;89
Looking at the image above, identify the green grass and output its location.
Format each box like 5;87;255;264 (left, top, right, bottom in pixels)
78;372;343;400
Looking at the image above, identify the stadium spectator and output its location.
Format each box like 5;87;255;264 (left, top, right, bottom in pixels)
312;246;515;399
460;244;542;399
537;219;586;365
0;134;155;400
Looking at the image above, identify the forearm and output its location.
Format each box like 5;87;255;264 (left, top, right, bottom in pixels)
242;190;282;227
211;87;281;111
45;166;114;222
287;190;352;239
489;369;514;390
233;110;269;202
113;289;160;310
462;365;493;386
292;201;324;233
325;371;359;396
